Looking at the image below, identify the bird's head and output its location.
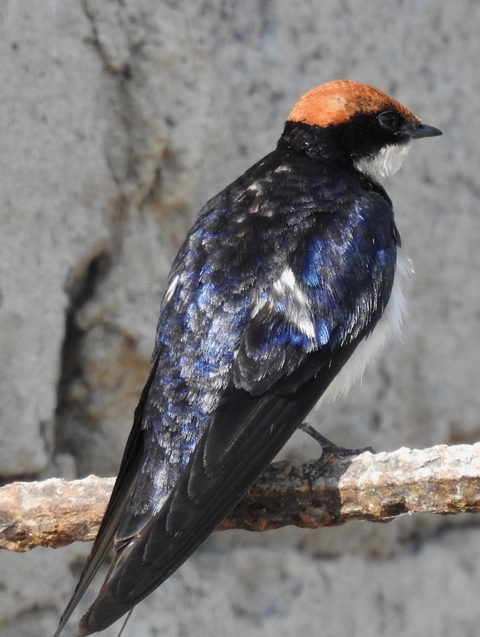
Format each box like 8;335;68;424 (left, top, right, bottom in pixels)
284;79;442;178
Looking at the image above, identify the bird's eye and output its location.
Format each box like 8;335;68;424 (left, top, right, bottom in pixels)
378;111;399;131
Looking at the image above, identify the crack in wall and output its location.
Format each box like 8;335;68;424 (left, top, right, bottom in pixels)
54;248;113;470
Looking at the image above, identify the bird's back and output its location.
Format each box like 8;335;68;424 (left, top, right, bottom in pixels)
74;142;398;634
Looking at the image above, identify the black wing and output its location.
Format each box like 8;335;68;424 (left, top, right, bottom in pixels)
78;323;362;634
53;354;161;637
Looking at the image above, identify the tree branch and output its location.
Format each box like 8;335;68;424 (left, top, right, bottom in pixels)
1;443;480;552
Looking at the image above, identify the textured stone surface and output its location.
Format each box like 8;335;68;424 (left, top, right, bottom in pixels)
1;0;480;635
0;3;113;477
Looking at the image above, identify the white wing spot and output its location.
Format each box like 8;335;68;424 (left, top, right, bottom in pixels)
271;267;316;340
164;274;179;303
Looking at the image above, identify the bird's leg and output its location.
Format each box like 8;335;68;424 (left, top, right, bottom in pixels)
298;422;375;458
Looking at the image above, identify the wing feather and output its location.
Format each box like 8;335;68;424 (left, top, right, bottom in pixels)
53;354;160;637
77;337;360;634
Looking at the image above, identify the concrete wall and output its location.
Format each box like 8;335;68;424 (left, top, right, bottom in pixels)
1;1;480;635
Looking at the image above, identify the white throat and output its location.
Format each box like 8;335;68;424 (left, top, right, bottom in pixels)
354;140;413;179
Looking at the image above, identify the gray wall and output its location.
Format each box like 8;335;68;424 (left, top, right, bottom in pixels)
1;2;480;635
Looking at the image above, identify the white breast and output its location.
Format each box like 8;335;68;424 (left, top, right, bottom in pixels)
320;251;412;404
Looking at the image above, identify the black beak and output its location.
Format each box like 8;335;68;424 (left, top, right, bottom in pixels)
411;123;443;139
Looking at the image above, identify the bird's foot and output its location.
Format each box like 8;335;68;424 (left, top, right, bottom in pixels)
299;422;375;480
299;422;375;457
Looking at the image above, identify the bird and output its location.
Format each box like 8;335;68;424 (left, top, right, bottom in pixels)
54;79;441;636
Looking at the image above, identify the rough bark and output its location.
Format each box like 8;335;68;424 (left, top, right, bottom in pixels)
1;443;479;552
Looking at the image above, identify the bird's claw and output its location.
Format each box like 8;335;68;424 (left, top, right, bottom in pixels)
299;422;375;481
